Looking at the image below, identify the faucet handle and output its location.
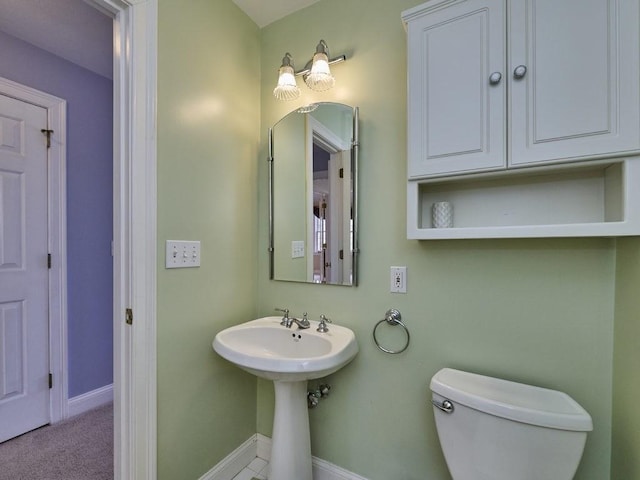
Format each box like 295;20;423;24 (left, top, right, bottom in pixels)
317;314;332;333
299;312;311;328
275;308;289;326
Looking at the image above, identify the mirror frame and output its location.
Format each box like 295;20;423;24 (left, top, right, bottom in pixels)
268;103;359;285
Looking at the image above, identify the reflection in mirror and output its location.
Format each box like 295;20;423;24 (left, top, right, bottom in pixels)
269;103;359;285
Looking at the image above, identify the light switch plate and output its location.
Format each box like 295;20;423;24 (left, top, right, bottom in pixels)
166;240;201;268
291;240;305;258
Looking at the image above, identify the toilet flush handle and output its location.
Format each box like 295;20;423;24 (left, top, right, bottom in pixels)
432;399;454;414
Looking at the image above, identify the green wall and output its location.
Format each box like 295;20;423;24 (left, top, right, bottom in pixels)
151;1;640;479
156;1;260;478
257;1;616;479
272;112;308;281
612;237;640;479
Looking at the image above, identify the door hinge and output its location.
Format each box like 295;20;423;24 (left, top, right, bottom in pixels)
125;308;133;325
339;249;344;260
47;253;52;269
48;373;53;389
339;168;344;178
41;129;54;149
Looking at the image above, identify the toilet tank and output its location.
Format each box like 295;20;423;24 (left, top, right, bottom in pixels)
430;368;593;480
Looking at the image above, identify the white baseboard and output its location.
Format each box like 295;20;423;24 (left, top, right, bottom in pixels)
199;433;368;480
256;434;368;480
256;433;271;461
67;383;113;418
311;457;369;480
198;435;258;480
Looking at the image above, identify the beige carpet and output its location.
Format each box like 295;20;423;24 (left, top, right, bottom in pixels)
0;403;113;480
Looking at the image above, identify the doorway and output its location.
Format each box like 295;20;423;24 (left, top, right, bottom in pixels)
0;0;158;478
307;115;352;284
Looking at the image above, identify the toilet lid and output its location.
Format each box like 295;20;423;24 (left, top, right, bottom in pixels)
430;368;593;432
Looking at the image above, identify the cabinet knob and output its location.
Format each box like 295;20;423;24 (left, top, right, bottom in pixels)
489;72;502;85
513;65;527;79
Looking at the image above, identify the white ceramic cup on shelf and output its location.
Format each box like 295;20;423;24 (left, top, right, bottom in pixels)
432;201;453;228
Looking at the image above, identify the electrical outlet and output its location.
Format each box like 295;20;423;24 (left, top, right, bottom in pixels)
390;266;407;293
166;240;201;268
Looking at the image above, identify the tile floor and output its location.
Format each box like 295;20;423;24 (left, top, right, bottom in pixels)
231;457;269;480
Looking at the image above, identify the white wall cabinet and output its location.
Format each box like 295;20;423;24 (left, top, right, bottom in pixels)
403;0;640;239
404;0;640;179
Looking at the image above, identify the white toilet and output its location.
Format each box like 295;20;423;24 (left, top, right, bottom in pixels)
430;368;593;480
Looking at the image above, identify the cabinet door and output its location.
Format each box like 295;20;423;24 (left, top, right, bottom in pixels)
509;0;640;166
406;0;506;179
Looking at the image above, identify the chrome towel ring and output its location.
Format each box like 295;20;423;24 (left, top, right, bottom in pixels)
373;309;410;354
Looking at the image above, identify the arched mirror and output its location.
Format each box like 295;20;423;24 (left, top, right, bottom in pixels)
269;102;359;285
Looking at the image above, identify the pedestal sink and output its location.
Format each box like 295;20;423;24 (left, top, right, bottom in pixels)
213;316;358;480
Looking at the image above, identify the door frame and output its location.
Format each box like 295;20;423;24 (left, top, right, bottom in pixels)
87;1;158;479
1;0;157;477
305;116;350;283
0;77;67;425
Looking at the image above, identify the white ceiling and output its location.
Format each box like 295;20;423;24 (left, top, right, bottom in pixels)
232;0;321;28
0;0;320;80
0;0;113;79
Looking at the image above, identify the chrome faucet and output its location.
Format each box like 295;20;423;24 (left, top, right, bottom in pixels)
288;312;311;329
275;308;311;329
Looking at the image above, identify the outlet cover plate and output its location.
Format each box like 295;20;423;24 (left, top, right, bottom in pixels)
390;266;407;293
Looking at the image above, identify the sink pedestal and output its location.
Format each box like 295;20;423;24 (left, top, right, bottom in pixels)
269;380;312;480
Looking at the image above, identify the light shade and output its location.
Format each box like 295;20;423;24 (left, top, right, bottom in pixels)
304;41;335;92
273;53;300;101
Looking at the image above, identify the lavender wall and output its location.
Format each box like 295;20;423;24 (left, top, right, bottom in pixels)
0;31;113;397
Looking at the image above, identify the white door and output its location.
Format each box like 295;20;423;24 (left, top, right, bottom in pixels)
0;94;50;443
406;0;506;178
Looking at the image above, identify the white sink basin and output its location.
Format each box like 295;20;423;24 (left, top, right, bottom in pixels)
212;316;358;381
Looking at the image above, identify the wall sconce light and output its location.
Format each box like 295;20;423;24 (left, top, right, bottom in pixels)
273;40;346;101
273;53;300;101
